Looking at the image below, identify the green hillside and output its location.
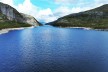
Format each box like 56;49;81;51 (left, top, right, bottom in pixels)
0;13;31;30
49;4;108;29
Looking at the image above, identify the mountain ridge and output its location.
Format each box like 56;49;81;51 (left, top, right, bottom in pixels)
47;4;108;29
0;2;41;29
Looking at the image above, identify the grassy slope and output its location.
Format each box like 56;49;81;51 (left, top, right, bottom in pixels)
0;13;31;30
52;18;108;29
51;4;108;29
0;21;31;30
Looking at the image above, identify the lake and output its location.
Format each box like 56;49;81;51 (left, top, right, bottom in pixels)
0;25;108;72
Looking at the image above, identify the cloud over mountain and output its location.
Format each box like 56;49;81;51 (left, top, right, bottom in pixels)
0;0;108;23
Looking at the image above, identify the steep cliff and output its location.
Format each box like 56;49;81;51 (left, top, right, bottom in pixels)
21;13;41;26
0;2;41;29
48;4;108;29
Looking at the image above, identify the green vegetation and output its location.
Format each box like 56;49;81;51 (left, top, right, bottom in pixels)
0;13;31;30
0;21;31;30
50;4;108;29
52;18;108;29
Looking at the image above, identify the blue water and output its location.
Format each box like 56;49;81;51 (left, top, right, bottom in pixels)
0;26;108;72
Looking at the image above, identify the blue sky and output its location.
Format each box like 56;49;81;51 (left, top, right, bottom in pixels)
14;0;58;9
0;0;108;23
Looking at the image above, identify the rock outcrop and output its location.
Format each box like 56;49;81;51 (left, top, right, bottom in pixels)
0;2;41;26
21;13;41;26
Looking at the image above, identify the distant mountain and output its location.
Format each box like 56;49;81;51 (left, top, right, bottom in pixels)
0;2;41;29
47;4;108;29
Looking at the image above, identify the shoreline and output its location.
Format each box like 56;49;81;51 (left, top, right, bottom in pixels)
0;26;35;35
68;27;108;31
58;26;108;31
0;26;107;35
65;27;92;30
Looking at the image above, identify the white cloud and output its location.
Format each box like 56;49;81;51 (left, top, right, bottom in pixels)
0;0;14;6
37;8;57;23
54;6;81;18
16;0;57;23
17;0;38;13
53;6;92;18
54;0;108;5
95;0;108;4
0;0;108;23
16;0;38;18
0;0;57;23
54;0;76;4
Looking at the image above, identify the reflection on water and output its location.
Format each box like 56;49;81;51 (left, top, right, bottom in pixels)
0;26;108;72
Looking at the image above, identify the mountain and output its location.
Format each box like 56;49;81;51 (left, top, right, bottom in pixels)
47;4;108;29
0;2;41;29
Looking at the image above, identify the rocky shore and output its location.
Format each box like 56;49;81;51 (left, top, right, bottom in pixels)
0;26;34;35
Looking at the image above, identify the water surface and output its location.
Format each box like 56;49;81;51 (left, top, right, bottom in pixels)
0;26;108;72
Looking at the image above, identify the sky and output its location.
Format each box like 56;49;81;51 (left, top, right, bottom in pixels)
0;0;108;23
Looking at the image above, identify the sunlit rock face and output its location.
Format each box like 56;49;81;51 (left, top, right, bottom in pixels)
21;13;40;26
0;2;41;26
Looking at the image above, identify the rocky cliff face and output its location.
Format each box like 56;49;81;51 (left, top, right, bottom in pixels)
21;13;40;26
0;2;41;26
48;4;108;29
